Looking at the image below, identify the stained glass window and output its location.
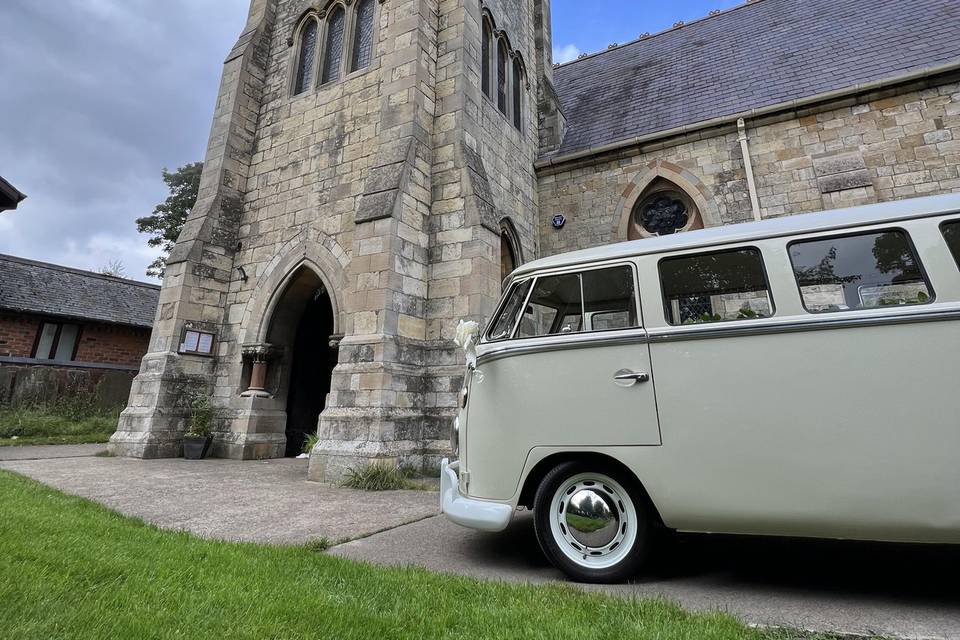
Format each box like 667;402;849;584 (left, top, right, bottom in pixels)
293;19;318;95
351;0;375;72
322;7;346;84
497;40;508;113
512;59;522;130
481;20;491;97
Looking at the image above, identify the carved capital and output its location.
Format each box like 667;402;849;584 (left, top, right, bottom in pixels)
241;343;280;363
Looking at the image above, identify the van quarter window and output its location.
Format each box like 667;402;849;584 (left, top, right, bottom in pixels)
789;230;932;313
942;221;960;269
487;279;532;341
659;248;773;325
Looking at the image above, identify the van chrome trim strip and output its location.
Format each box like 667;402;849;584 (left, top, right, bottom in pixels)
648;307;960;343
477;331;648;365
475;307;960;364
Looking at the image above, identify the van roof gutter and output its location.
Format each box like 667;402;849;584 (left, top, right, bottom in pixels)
534;60;960;174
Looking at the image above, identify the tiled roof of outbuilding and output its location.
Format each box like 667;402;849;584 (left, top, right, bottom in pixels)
0;254;160;328
549;0;960;159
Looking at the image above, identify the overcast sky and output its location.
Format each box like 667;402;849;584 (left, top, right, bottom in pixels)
0;0;738;282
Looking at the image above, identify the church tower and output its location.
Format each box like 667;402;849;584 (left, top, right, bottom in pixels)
109;0;558;478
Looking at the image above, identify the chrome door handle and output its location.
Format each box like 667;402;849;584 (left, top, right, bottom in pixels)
613;369;650;386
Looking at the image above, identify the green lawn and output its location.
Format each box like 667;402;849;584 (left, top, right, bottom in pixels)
0;407;115;446
0;470;846;640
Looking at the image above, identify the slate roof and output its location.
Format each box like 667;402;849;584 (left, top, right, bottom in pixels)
549;0;960;159
0;254;160;328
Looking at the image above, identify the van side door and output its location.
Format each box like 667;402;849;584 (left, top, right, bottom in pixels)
466;263;661;501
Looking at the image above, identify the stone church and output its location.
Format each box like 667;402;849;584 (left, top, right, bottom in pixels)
110;0;960;479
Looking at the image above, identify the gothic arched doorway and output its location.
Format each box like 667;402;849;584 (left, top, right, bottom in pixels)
264;266;338;457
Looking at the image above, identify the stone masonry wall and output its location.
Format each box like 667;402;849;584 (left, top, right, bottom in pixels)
538;74;960;256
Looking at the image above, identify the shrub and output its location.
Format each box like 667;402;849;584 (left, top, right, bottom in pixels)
186;396;213;438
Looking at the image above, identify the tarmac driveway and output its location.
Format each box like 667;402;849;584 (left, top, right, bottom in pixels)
4;445;960;639
331;511;960;639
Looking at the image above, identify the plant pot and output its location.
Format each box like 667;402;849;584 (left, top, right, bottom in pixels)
183;435;211;460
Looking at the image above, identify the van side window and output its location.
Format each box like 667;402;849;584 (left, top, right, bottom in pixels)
487;279;532;340
582;266;638;331
942;221;960;269
660;249;773;325
789;230;932;313
513;266;640;339
517;273;582;338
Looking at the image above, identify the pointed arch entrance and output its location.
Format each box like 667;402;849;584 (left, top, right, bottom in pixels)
250;264;339;457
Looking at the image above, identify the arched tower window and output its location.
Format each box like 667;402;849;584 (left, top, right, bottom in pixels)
496;39;508;113
293;18;319;95
481;19;492;98
321;6;346;84
628;178;704;240
351;0;375;72
511;58;523;131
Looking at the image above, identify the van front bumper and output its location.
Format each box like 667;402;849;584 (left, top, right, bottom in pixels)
440;458;513;532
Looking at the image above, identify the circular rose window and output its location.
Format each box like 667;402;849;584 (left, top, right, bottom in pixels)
628;184;702;240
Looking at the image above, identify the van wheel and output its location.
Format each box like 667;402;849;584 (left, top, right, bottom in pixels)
533;461;651;583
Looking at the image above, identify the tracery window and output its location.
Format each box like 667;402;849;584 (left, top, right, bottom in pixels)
351;0;376;72
497;40;508;113
293;1;378;96
293;18;319;95
628;178;703;240
321;6;346;84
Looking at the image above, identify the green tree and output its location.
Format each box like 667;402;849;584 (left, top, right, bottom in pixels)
136;162;203;278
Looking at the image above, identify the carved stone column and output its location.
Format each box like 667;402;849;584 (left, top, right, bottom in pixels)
240;343;279;398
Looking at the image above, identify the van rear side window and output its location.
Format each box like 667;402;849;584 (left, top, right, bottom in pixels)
943;221;960;269
789;230;932;313
659;248;773;325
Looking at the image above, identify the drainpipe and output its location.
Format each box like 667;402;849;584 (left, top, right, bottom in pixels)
737;118;762;222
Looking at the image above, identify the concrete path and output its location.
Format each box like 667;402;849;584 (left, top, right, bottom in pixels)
0;442;107;460
332;512;960;640
0;455;438;545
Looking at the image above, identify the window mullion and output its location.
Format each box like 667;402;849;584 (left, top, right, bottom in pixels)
312;18;324;89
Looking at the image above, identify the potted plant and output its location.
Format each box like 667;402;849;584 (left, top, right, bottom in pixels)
183;395;213;460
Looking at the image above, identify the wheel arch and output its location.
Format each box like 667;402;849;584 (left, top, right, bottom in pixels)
517;451;666;527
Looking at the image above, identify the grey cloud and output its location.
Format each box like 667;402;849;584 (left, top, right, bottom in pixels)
0;0;249;280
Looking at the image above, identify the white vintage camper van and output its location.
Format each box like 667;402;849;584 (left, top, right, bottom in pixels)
441;193;960;582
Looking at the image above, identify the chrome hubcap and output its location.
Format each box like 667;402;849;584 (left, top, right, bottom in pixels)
565;488;620;548
550;473;636;569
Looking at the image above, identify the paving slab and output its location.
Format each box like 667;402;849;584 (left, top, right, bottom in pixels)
0;456;438;545
332;512;960;640
0;443;106;460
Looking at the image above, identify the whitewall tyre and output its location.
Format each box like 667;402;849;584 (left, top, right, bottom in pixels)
533;461;651;583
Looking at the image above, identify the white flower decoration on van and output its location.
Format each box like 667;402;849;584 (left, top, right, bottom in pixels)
453;320;480;369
